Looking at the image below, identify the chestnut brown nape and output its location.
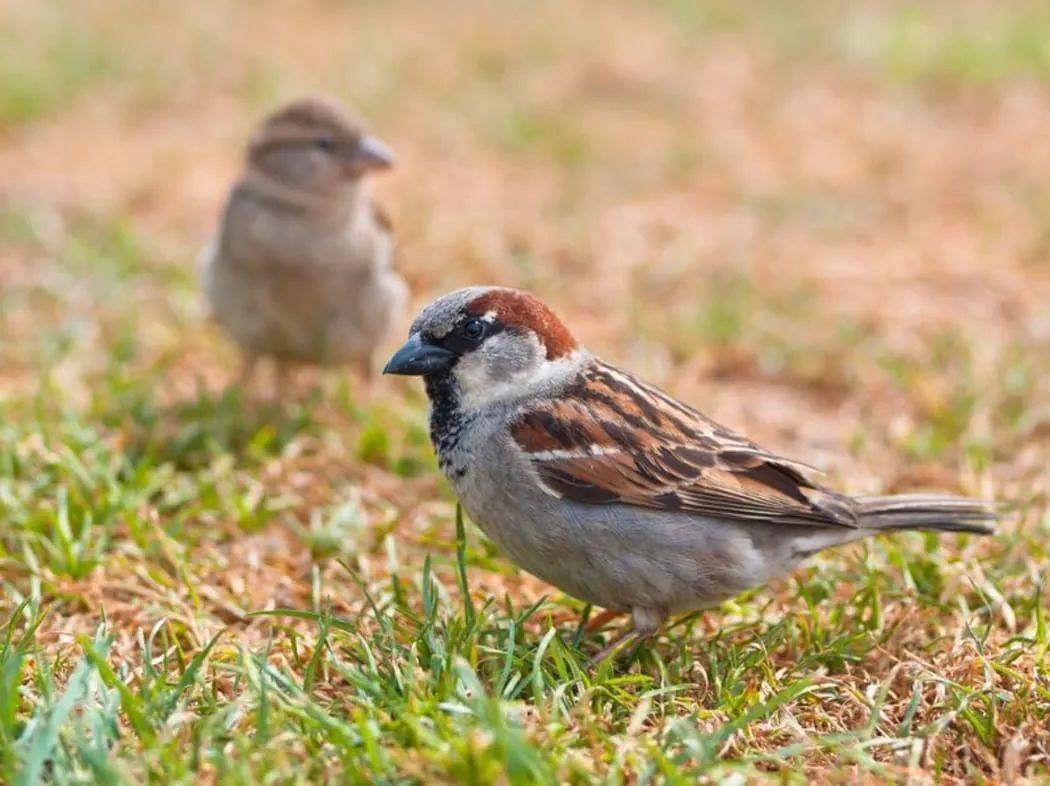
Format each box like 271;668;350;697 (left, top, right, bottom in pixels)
466;289;577;360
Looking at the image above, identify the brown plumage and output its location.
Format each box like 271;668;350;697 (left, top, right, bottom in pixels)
466;289;578;360
202;96;406;383
510;360;861;527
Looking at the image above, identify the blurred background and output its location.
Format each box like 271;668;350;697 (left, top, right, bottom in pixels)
2;0;1046;466
0;0;1047;779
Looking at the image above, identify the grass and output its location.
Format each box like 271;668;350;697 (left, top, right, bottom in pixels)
1;0;1048;782
880;5;1050;85
4;520;1043;783
0;6;116;125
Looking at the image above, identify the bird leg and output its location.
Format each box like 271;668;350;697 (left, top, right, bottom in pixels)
355;355;375;383
272;360;291;401
230;353;259;393
588;626;640;665
352;355;375;399
239;354;259;386
587;606;666;665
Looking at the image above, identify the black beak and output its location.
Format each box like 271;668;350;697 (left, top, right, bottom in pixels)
383;334;457;376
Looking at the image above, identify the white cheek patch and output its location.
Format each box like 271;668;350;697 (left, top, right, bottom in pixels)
453;353;500;403
454;332;539;408
531;348;587;388
454;336;587;411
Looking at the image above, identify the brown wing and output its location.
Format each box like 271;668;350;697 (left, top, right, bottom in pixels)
511;361;858;528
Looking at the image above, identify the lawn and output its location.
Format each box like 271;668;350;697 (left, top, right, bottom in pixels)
0;0;1048;782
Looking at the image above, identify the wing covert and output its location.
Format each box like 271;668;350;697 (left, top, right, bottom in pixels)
510;362;857;528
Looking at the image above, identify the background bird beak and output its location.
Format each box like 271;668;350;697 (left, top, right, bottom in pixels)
383;334;456;375
346;135;395;172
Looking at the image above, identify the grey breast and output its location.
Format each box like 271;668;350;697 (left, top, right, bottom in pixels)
446;411;777;614
208;189;396;363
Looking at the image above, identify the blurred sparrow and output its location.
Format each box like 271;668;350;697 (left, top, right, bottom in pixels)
202;96;407;385
385;287;996;658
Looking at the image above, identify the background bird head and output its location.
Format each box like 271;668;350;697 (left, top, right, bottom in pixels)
246;96;394;198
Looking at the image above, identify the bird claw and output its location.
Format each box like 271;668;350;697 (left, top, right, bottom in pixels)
587;629;644;666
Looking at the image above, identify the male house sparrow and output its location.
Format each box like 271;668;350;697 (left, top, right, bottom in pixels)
385;287;996;655
202;97;407;383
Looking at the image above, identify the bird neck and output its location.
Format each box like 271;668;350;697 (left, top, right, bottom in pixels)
239;167;366;217
424;372;478;479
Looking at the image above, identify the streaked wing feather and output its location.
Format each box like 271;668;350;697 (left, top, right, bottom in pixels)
511;361;858;528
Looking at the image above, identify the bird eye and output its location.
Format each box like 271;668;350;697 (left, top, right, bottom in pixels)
314;138;336;152
462;318;486;341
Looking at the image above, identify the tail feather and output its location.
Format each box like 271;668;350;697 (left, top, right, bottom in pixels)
856;494;997;535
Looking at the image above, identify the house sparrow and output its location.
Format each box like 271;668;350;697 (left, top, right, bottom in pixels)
202;96;407;384
385;287;996;657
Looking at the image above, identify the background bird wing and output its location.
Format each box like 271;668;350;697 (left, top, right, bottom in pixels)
510;362;858;527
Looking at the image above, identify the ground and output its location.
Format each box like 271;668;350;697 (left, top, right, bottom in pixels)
0;0;1048;783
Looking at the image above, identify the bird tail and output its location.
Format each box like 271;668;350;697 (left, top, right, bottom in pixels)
856;494;997;535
